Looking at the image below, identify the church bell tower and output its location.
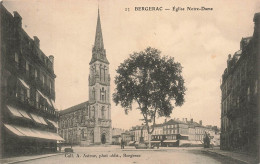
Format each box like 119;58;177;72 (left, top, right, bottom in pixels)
88;8;112;144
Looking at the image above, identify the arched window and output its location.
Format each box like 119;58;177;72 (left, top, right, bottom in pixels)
101;106;105;119
100;87;105;101
104;66;106;81
91;106;95;118
92;88;95;100
100;64;102;80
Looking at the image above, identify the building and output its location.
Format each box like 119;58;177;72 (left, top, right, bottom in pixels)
220;13;260;156
121;131;134;145
0;4;63;157
112;135;121;145
112;128;125;136
129;118;219;147
162;119;189;147
58;8;112;146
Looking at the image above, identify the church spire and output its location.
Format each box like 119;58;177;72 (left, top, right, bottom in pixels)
90;7;109;65
94;7;104;50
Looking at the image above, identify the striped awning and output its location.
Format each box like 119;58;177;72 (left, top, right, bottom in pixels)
47;119;59;128
30;113;48;125
4;124;64;141
163;140;177;143
37;90;52;106
6;105;31;120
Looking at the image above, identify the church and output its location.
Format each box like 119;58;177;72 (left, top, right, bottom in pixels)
58;9;112;145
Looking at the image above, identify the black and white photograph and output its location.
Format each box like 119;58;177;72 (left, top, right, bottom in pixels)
0;0;259;163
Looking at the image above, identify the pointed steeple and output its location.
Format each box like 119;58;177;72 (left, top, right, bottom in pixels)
94;7;104;50
90;8;109;64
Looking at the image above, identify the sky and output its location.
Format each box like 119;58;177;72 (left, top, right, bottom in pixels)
3;0;260;130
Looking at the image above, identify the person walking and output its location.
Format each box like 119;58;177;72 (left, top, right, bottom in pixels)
121;139;124;149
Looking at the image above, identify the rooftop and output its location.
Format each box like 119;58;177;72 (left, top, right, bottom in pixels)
59;101;88;115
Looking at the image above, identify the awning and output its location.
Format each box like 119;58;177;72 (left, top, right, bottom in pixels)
18;109;31;120
51;100;57;110
4;124;25;136
30;113;48;125
4;124;65;141
37;90;52;106
38;116;48;125
180;134;189;137
15;125;39;138
7;105;23;118
47;119;59;128
163;140;177;143
7;105;32;120
18;78;30;89
150;141;161;143
46;98;52;107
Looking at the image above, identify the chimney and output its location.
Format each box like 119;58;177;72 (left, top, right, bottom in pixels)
13;11;22;28
190;118;193;123
185;118;187;122
34;36;40;48
49;55;54;64
199;120;202;125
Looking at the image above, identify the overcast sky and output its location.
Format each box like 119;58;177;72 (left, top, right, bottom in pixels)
3;0;260;130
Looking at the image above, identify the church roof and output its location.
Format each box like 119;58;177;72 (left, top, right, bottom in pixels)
59;101;89;115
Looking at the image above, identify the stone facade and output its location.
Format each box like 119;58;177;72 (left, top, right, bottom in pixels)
58;9;112;146
220;13;260;156
0;3;60;157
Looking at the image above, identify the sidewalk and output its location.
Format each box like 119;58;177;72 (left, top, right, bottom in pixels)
201;148;259;164
0;152;64;164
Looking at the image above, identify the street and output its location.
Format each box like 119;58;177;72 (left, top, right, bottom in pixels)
19;146;242;164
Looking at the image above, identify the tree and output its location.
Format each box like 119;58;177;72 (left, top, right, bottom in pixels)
113;47;186;148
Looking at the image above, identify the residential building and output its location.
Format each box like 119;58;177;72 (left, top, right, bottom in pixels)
58;8;112;146
220;12;260;156
0;4;62;157
129;118;220;147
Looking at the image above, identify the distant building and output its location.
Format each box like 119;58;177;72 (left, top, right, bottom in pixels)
111;128;124;145
220;13;260;156
121;131;134;145
129;118;219;147
0;4;62;157
112;135;121;145
112;128;125;136
58;8;112;146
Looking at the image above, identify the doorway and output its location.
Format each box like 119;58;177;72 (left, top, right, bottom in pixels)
101;134;106;144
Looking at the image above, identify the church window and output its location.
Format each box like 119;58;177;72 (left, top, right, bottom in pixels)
100;64;102;80
100;87;105;101
104;66;106;81
92;88;95;100
91;107;95;118
102;106;105;119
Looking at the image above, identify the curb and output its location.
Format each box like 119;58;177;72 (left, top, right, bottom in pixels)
201;150;251;164
2;153;64;164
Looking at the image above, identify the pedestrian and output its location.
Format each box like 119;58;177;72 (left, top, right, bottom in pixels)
121;139;123;149
58;144;62;152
